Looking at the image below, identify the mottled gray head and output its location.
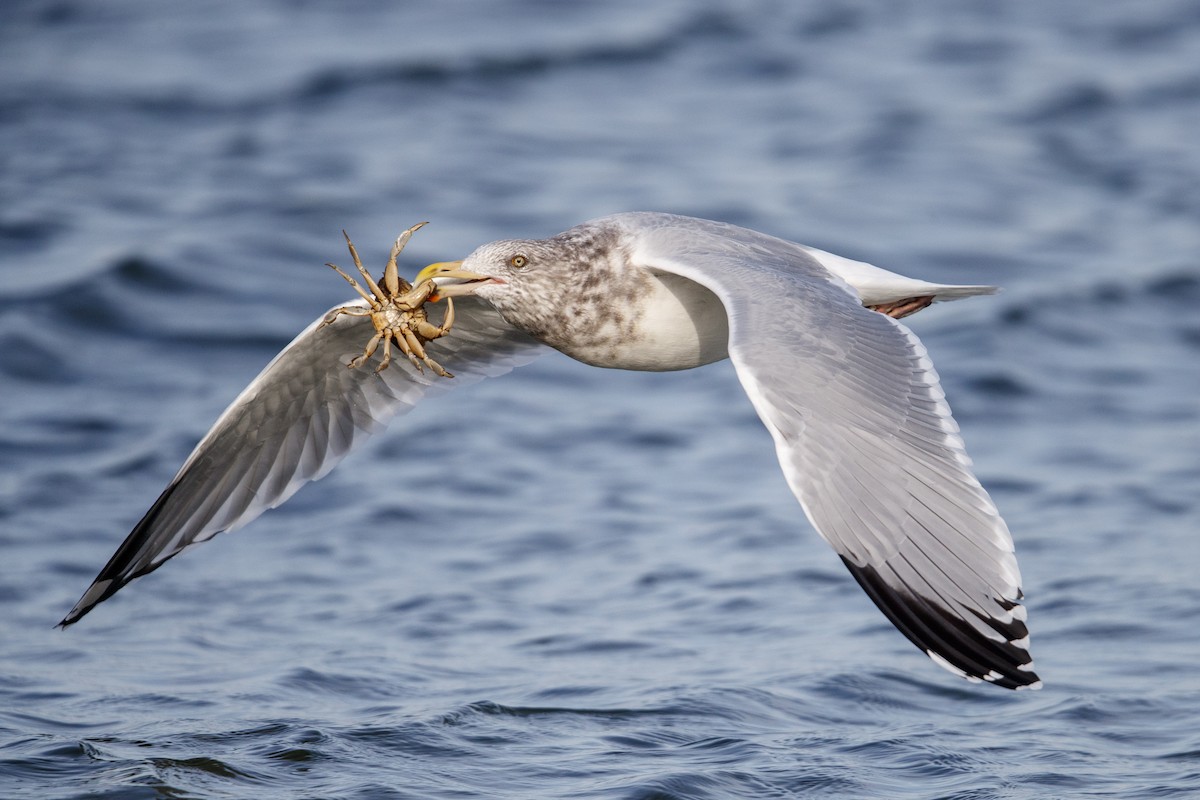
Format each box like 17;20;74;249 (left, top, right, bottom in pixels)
417;223;634;349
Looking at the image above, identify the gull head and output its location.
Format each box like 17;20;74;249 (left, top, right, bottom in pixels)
415;225;648;363
416;234;615;315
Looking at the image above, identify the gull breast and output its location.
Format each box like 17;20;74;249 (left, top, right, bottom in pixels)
559;269;730;372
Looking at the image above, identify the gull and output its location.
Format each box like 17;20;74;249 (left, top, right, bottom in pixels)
61;212;1040;689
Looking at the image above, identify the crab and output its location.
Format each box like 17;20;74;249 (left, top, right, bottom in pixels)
320;222;456;378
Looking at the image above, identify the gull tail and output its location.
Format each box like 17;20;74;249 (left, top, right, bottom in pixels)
800;245;999;308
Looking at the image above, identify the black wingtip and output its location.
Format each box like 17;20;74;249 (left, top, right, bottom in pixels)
57;577;120;629
57;479;189;629
841;556;1041;690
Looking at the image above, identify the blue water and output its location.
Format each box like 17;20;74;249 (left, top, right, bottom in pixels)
3;1;1199;797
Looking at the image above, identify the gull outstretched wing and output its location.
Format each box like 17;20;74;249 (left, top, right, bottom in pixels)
61;296;543;625
621;213;1038;688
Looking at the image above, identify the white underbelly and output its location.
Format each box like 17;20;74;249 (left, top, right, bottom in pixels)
563;271;730;372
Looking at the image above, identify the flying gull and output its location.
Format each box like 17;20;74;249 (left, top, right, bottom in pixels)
61;212;1040;690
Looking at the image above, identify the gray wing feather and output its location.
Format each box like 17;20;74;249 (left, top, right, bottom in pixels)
621;213;1038;688
61;296;543;625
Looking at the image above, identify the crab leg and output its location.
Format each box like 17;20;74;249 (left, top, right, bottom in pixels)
422;356;452;380
342;230;387;301
394;327;425;372
348;331;382;369
401;327;452;378
323;264;377;307
374;333;395;373
384;221;428;297
436;296;455;334
321;304;372;327
413;297;455;340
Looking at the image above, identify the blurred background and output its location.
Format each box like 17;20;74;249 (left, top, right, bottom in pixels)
2;1;1198;798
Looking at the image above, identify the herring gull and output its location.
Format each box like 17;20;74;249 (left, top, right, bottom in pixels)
60;212;1040;690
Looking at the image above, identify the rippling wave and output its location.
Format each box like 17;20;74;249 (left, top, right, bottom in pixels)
2;1;1199;797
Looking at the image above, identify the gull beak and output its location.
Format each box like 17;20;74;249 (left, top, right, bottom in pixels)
415;260;497;301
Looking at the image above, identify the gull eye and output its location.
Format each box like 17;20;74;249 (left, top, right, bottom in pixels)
509;254;529;269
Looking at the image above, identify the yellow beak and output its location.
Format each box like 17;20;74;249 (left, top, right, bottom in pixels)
415;260;495;300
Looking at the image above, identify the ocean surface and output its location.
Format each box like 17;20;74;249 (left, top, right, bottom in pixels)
2;1;1199;797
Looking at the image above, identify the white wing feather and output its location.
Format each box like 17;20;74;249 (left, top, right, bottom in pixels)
618;213;1038;688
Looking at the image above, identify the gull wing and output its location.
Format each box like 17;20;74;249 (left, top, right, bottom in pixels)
621;213;1038;688
61;296;544;626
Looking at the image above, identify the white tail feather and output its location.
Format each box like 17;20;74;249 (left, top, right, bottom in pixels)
801;246;998;306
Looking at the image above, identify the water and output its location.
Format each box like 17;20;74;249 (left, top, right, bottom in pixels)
2;1;1199;797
